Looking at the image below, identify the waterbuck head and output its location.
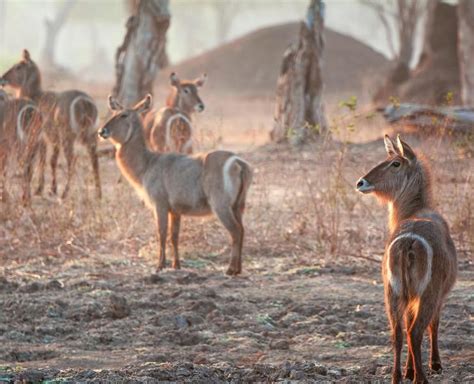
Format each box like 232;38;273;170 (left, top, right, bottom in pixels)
356;135;429;203
0;50;41;94
167;72;206;114
99;94;152;145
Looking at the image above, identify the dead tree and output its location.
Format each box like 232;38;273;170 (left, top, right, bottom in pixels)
362;0;426;103
272;0;327;145
458;0;474;106
113;0;170;107
41;0;76;69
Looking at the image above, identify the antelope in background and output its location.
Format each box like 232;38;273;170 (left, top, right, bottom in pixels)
143;72;206;154
356;135;457;384
99;94;252;276
0;92;45;205
0;50;101;199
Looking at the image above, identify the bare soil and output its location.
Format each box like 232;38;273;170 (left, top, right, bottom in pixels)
0;125;472;383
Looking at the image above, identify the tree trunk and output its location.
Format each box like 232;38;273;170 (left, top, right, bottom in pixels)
272;0;327;145
40;0;76;69
372;0;423;104
392;1;461;105
113;0;170;107
458;0;474;106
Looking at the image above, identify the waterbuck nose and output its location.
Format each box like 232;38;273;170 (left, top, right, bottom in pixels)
356;178;374;193
196;103;205;112
98;127;109;138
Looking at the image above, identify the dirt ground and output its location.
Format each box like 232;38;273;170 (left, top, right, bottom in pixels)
0;93;473;383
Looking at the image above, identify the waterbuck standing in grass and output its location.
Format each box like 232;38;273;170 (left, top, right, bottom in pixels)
143;72;206;154
99;94;252;276
0;49;101;199
356;135;457;384
0;94;45;205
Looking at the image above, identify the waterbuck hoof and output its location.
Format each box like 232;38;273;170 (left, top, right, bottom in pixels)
172;263;181;270
430;362;442;373
404;368;414;380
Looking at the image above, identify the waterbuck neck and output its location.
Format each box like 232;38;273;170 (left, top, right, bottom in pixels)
115;123;155;187
18;72;43;101
388;162;433;233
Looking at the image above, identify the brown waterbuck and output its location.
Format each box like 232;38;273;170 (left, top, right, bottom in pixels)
143;72;206;154
356;135;457;384
0;49;101;199
0;94;45;205
99;94;252;275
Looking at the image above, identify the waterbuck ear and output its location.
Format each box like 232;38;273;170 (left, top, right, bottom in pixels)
133;94;152;113
108;95;123;111
396;135;416;161
170;72;180;87
384;135;400;157
22;49;31;62
194;73;207;87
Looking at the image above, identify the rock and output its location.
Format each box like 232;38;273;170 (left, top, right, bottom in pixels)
108;294;131;319
14;368;44;383
46;279;64;290
289;369;305;380
270;339;290;350
175;315;190;329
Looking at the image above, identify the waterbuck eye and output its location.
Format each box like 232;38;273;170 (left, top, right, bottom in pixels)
392;161;401;168
183;88;190;94
120;113;128;119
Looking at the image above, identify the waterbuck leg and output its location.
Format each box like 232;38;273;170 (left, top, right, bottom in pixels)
214;205;243;276
87;140;101;199
404;311;415;380
407;300;433;384
50;143;60;195
387;293;403;384
35;141;46;195
429;315;442;373
61;138;76;199
170;212;181;269
154;206;168;271
0;153;8;202
21;155;35;206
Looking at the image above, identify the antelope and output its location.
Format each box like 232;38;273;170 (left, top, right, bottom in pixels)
356;135;457;384
142;72;206;154
0;95;45;205
99;94;252;276
0;49;101;199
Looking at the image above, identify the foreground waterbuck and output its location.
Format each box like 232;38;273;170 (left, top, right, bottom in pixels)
0;96;45;205
0;49;101;199
143;72;206;154
356;135;457;384
99;94;252;275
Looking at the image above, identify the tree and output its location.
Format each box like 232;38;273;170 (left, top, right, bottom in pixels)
212;0;241;45
113;0;170;107
272;0;327;145
41;0;77;69
362;0;426;103
458;0;474;106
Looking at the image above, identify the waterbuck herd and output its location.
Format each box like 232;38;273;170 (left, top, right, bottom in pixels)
0;50;458;383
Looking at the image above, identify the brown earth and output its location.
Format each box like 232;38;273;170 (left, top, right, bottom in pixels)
0;102;472;382
158;22;390;100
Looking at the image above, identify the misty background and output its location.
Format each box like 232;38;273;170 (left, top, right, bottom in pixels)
0;0;424;83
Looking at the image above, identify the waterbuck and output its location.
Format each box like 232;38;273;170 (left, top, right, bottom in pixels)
0;49;101;199
356;135;457;384
0;95;45;205
99;94;252;275
143;72;206;154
